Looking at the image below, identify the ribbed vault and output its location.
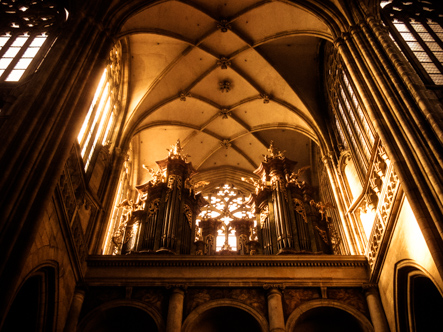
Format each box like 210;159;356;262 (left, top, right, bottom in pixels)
117;0;335;187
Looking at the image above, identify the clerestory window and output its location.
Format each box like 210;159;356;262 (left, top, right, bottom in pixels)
0;0;67;82
325;44;376;181
77;42;123;171
381;0;443;85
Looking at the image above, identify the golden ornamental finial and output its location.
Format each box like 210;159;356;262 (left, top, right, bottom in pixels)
167;139;190;161
262;140;285;161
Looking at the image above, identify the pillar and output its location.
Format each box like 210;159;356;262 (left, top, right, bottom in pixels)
364;285;389;332
266;287;285;332
63;287;86;332
166;287;185;332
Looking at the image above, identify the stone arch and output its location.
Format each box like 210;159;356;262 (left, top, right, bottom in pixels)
182;299;269;332
286;299;374;332
77;299;165;332
395;260;443;332
2;263;58;332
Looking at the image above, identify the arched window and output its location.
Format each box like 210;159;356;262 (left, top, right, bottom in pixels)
381;0;443;85
197;184;255;252
0;0;67;82
77;41;123;172
325;43;376;181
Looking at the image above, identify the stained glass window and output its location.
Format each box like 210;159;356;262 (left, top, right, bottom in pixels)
197;184;255;252
382;0;443;85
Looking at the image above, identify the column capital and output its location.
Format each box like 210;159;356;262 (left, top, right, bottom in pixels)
166;284;188;292
263;284;285;292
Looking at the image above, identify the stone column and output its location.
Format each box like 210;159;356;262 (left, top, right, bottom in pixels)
364;285;389;332
166;287;185;332
63;287;86;332
266;287;285;332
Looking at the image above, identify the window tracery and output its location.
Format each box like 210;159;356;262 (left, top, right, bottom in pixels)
197;184;255;252
381;0;443;85
0;0;67;81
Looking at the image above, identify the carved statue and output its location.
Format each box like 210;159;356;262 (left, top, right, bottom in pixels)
262;140;285;161
286;165;310;188
142;164;164;185
116;197;145;225
310;200;335;220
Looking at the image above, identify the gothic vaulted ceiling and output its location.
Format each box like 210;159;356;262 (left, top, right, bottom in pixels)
117;0;334;188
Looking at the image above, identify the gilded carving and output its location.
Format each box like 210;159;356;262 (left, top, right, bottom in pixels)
263;140;285;161
142;164;165;185
184;204;193;227
326;219;341;254
167;139;189;161
241;176;265;194
309;200;334;220
286;166;310;188
112;223;126;248
293;198;307;223
315;225;329;244
259;205;269;228
147;199;160;218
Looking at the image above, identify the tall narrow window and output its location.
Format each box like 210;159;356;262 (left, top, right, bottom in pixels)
382;0;443;85
77;42;123;171
325;44;376;180
0;0;67;82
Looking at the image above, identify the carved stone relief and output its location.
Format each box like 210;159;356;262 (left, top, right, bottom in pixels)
327;288;369;318
283;288;321;318
185;288;267;318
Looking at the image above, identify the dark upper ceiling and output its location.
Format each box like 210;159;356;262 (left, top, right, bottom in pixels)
115;0;335;188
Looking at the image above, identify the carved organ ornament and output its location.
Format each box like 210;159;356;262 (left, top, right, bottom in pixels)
111;140;207;255
110;140;339;256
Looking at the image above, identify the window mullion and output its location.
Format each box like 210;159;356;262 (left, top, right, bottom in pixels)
78;81;108;148
0;33;16;58
0;34;34;81
405;20;443;73
384;18;433;83
332;95;367;182
341;77;372;153
423;21;443;50
343;68;376;142
337;81;369;169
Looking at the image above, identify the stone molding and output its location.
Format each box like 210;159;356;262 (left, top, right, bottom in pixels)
87;255;368;268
